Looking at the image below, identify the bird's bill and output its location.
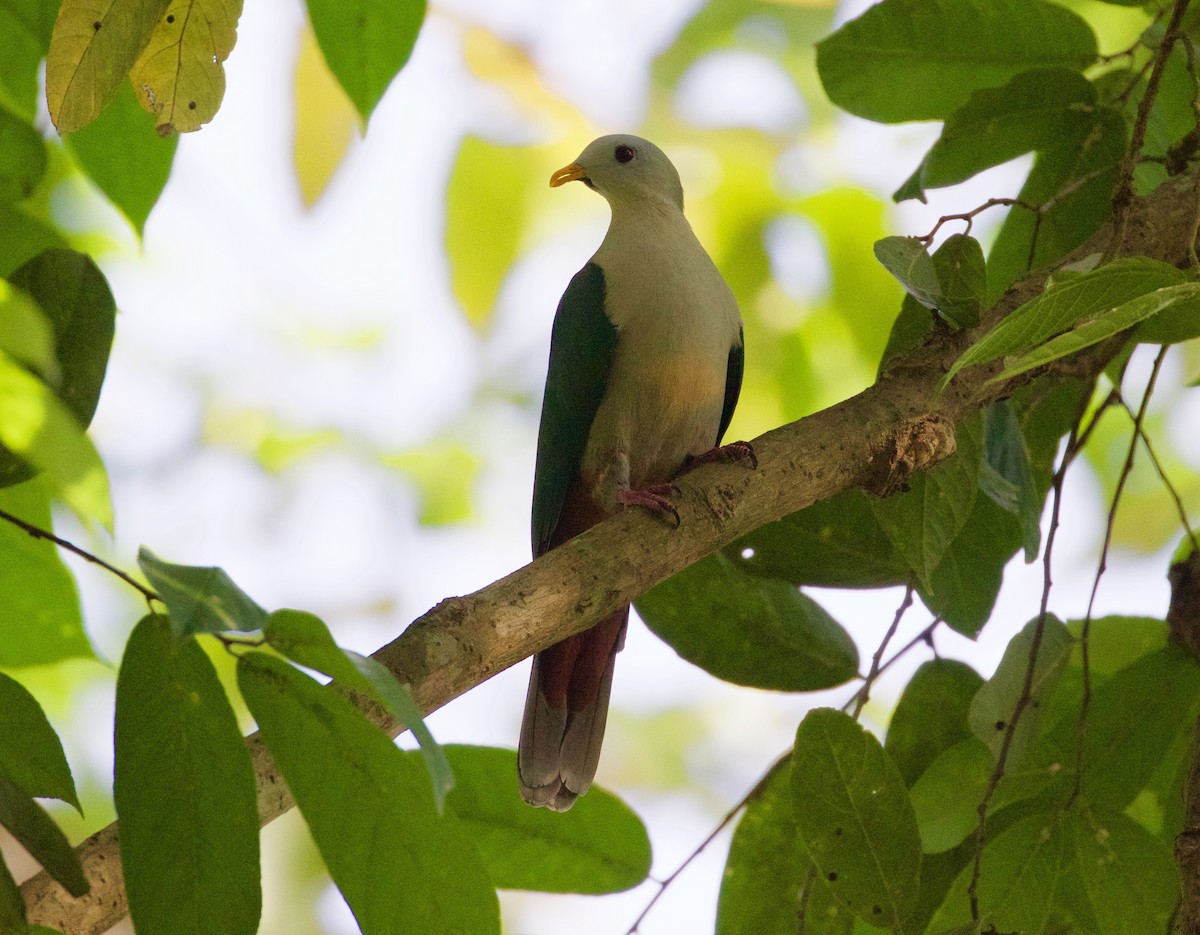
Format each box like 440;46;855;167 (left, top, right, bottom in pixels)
549;162;587;187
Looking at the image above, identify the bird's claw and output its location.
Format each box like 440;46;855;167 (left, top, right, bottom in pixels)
681;440;758;473
618;484;681;527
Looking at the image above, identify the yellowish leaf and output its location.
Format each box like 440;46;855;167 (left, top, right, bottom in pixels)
46;0;171;133
129;0;243;135
293;24;358;207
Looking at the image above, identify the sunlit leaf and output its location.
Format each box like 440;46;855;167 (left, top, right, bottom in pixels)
430;745;650;894
238;652;500;935
0;670;79;809
305;0;425;124
381;440;480;526
129;0;243;134
637;552;859;692
137;547;267;636
885;658;983;787
968;615;1072;766
816;0;1096;123
0;279;55;376
293;23;357;206
0;771;87;897
0;103;45;203
264;608;453;811
948;258;1185;385
0;348;111;527
115;614;260;935
791;708;921;928
46;0;172;132
0;248;117;490
65;80;178;233
990;283;1200;383
0;480;91;666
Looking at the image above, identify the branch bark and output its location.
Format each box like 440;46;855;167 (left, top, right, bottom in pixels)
20;171;1200;934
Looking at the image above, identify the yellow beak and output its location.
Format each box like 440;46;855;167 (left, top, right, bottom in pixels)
549;162;587;187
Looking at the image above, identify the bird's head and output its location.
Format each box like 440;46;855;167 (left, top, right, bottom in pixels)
550;135;684;212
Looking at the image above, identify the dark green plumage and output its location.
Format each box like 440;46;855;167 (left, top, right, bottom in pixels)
531;262;617;557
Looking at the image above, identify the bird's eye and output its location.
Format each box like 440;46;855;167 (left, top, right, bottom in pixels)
614;144;635;164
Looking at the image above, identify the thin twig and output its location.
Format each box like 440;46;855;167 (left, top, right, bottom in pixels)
623;752;788;935
1070;347;1170;804
0;507;159;606
852;583;916;718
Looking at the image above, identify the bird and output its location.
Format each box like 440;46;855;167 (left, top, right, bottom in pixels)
518;134;747;810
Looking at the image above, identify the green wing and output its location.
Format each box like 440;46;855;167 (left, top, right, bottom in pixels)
532;263;618;557
717;325;744;444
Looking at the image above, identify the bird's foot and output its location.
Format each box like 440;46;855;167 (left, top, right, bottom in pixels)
681;440;758;474
618;483;681;527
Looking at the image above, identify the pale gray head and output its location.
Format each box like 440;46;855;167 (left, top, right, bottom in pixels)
550;134;685;212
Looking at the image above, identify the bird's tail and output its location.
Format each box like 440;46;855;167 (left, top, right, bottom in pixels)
517;606;629;811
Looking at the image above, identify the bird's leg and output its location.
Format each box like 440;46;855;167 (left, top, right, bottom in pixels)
680;439;758;474
617;483;681;527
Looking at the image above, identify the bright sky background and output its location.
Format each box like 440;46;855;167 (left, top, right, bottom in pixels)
26;0;1197;932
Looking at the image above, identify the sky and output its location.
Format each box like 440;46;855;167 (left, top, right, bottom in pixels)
24;0;1197;932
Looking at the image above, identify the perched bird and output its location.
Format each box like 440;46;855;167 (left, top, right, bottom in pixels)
519;134;746;810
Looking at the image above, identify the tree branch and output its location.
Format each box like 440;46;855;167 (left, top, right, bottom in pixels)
20;171;1200;934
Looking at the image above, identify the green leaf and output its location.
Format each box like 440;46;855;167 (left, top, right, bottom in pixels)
137;546;268;636
0;670;79;810
129;0;242;134
0;348;111;526
926;811;1071;933
729;490;907;589
45;0;172;132
445;137;538;329
65;81;178;234
879;293;935;371
0;479;92;666
1065;808;1175;934
0;0;56;117
0;207;66;280
1046;646;1200;810
968;615;1072;766
897;69;1097;202
0;103;45;203
0;771;87;898
869;415;982;589
0;279;55;376
791;708;921;929
717;758;855;935
636;552;858;692
238;652;499;935
0;856;25;934
1;248;118;490
264;608;453;811
991;283;1200;383
986;108;1125;300
305;0;425;124
885;658;983;787
930;234;986;329
874;236;941;309
948;258;1185;385
429;745;650;894
815;0;1096;124
980;400;1040;561
908;737;992;853
114;615;260;935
